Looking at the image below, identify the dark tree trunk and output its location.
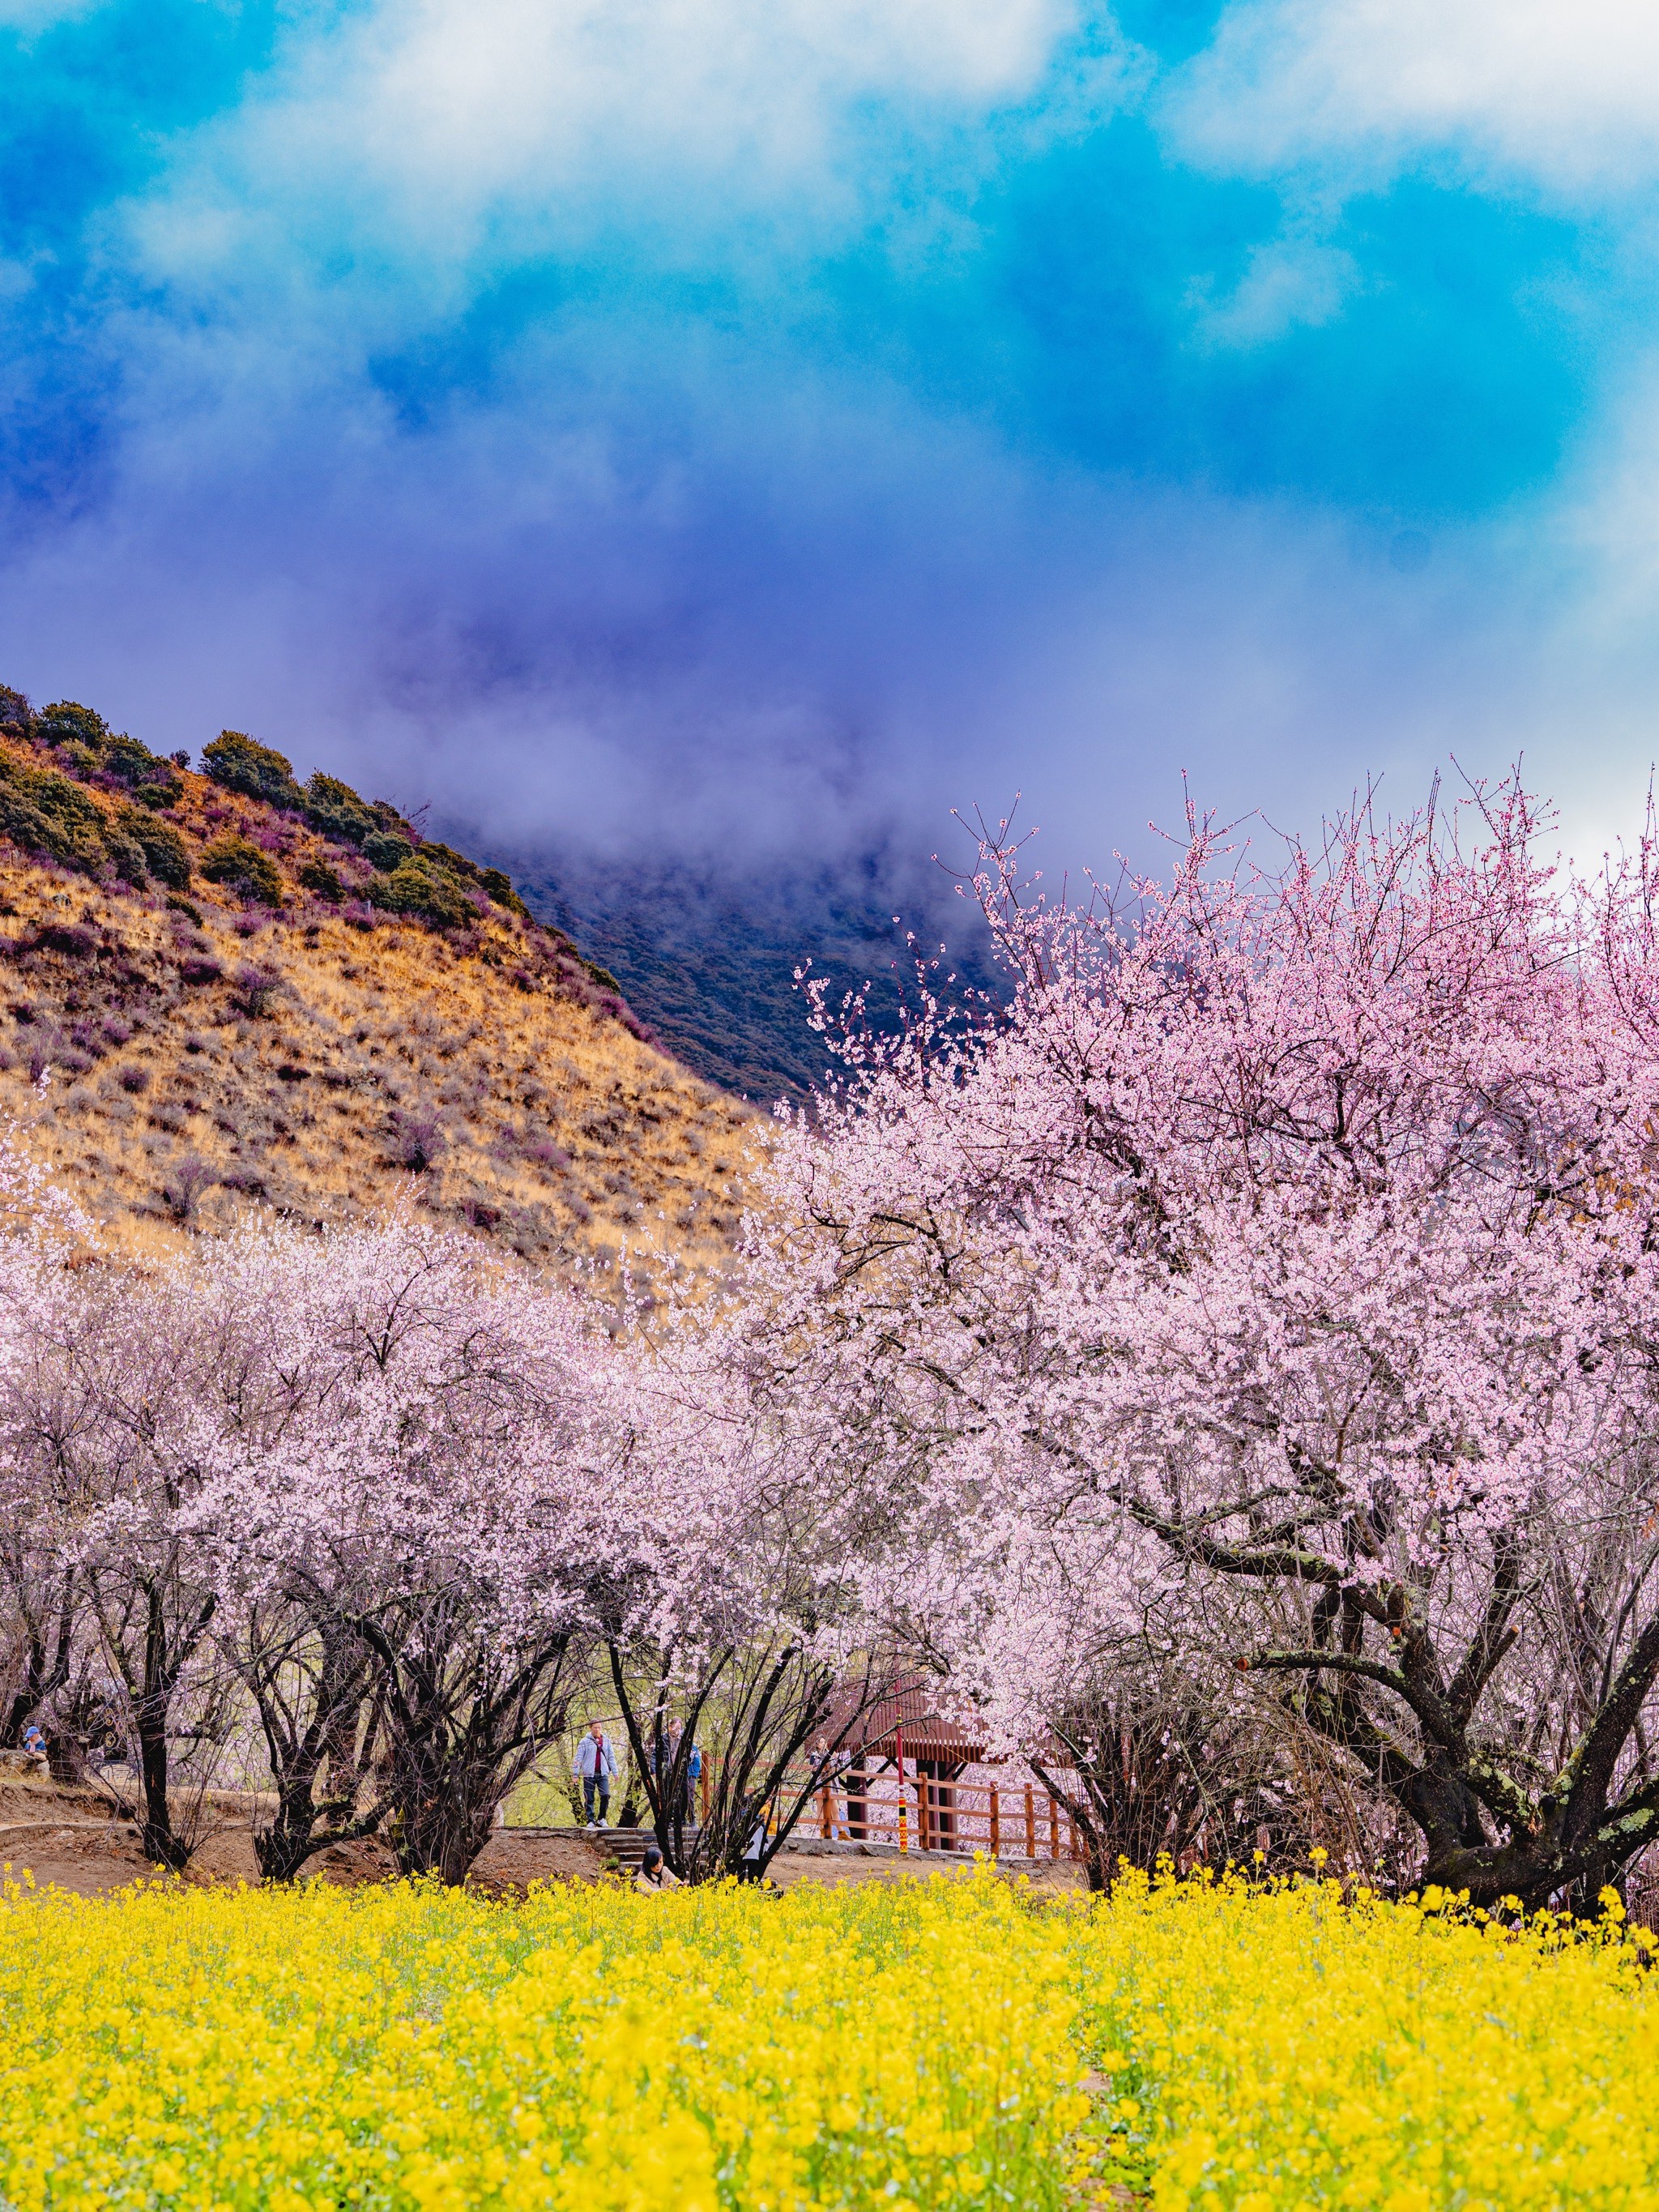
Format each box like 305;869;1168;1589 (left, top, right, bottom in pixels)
45;1729;88;1783
351;1612;577;1887
608;1638;893;1885
244;1622;385;1883
136;1700;185;1868
0;1571;76;1748
129;1583;215;1872
1034;1701;1288;1894
1239;1561;1659;1912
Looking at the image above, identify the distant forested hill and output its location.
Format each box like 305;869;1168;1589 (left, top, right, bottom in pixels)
499;852;1001;1108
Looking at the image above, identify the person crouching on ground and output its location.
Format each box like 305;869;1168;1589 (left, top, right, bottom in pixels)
633;1846;681;1894
575;1721;618;1829
739;1817;767;1883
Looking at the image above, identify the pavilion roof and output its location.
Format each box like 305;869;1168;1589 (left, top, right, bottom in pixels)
834;1679;987;1766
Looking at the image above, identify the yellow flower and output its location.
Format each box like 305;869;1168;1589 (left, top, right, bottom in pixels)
5;1861;1659;2210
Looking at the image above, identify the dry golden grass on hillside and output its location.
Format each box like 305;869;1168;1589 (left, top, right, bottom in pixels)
0;737;757;1280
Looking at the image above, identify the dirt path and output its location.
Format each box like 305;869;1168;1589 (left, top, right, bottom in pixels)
0;1773;1085;1901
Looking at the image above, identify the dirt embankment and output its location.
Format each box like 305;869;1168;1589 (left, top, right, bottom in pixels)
0;1768;611;1900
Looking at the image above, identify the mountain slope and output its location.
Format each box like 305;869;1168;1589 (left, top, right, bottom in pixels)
0;698;753;1271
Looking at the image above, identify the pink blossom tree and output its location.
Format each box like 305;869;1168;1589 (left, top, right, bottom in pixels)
0;1174;646;1880
0;1136;914;1885
0;1143;110;1774
186;1215;639;1883
595;1306;913;1881
735;779;1659;1907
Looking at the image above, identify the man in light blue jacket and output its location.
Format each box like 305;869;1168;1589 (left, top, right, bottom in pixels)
574;1721;619;1828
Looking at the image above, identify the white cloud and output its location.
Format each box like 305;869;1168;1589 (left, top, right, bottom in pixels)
1166;0;1659;202
1188;234;1358;346
131;0;1099;301
0;282;1623;881
14;0;1659;886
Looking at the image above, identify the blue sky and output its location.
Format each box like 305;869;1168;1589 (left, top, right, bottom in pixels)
2;0;1658;875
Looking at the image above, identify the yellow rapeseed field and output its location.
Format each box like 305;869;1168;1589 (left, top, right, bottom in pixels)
2;1862;1657;2212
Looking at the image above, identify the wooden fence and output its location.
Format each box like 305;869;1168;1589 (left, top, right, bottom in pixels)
547;1750;1087;1866
805;1770;1085;1863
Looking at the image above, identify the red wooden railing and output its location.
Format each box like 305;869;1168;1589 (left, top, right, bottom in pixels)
804;1768;1085;1863
678;1751;1083;1864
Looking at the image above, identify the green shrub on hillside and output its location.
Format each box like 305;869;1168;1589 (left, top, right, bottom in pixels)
117;805;191;889
203;732;305;812
303;771;377;847
200;835;284;906
104;734;183;808
417;840;479;881
35;702;114;784
33;702;184;809
4;682;532;946
407;842;527;916
366;855;474;929
363;830;414;873
478;866;529;916
0;751;117;873
36;701;112;749
298;858;344;900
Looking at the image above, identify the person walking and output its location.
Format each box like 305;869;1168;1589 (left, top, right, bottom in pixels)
658;1718;701;1825
574;1721;618;1829
684;1734;702;1826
